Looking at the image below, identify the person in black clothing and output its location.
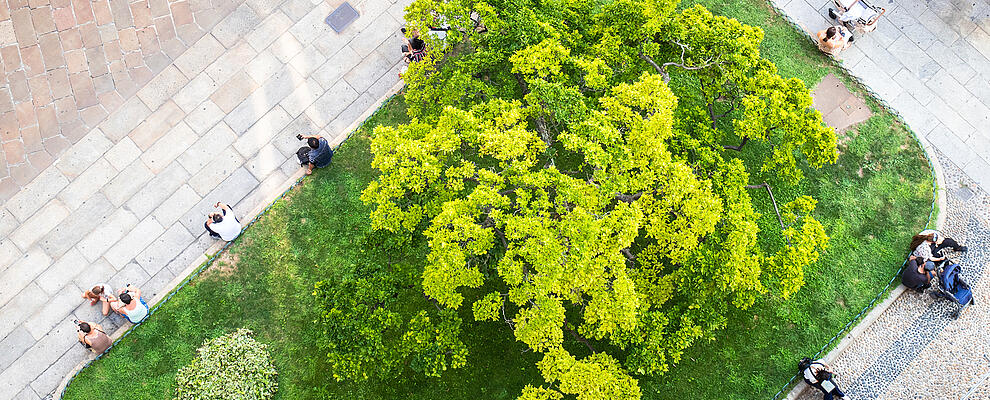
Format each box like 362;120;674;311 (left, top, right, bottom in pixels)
295;134;333;175
799;357;850;400
902;258;936;291
400;28;426;63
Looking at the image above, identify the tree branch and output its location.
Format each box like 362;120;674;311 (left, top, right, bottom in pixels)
723;136;749;151
620;248;636;267
638;52;669;83
563;320;597;353
744;182;790;246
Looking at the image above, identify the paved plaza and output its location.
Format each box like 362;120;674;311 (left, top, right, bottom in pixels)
0;0;987;396
0;0;244;200
0;0;408;397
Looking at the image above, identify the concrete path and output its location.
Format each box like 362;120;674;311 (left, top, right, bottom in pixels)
0;0;409;397
778;0;990;398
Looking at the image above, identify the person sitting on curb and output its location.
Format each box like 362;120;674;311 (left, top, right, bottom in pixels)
110;284;149;324
816;26;853;56
205;202;241;241
909;233;948;268
76;320;112;354
295;134;333;175
81;283;114;316
902;257;936;292
799;357;851;400
918;228;967;256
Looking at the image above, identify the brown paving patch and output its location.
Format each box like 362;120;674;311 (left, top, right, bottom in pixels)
0;0;244;202
812;72;873;134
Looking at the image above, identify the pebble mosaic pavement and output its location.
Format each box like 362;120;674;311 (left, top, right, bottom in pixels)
795;152;990;399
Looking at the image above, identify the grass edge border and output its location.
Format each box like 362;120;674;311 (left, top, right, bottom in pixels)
53;79;407;400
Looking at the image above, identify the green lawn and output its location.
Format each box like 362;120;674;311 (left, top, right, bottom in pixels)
64;0;933;398
63;97;541;400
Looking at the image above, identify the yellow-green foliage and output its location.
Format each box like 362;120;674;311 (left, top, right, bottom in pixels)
360;0;837;398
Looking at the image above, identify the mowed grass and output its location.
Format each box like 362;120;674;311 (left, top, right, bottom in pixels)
62;97;542;400
64;1;933;398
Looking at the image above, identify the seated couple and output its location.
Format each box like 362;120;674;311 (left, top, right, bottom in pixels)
902;229;967;291
81;284;149;324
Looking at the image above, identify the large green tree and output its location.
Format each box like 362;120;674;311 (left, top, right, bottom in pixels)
349;0;835;397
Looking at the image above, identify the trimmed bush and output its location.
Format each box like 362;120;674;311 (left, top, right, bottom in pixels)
174;328;278;400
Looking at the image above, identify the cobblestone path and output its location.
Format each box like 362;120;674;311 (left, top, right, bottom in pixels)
795;154;990;399
778;0;990;397
0;0;408;397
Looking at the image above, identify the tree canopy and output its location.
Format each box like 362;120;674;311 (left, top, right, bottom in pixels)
346;0;836;398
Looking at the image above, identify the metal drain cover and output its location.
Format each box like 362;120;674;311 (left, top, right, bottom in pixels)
325;2;360;33
953;186;975;202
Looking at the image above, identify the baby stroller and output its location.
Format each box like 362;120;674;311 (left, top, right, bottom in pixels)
828;0;886;34
931;260;975;319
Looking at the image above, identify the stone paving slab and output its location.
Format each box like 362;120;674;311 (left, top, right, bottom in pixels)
0;0;246;202
0;0;410;397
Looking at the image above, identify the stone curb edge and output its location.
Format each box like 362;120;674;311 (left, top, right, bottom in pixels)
50;79;407;400
781;25;948;400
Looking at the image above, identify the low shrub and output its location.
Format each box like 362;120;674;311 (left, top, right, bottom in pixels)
174;328;278;400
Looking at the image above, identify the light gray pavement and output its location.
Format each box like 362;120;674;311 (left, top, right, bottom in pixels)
778;0;990;398
778;0;990;191
0;0;410;397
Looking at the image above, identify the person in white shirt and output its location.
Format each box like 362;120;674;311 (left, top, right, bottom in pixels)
799;357;851;400
204;202;241;241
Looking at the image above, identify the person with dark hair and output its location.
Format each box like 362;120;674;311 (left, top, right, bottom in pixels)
110;284;149;324
204;202;241;241
400;28;427;63
816;25;853;56
918;229;966;257
295;134;333;175
76;320;112;354
799;357;851;400
81;283;114;315
902;257;936;291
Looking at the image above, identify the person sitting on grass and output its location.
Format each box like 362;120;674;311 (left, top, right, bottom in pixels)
81;283;114;316
204;202;241;241
295;134;333;175
816;26;853;56
110;284;149;324
76;320;112;354
799;357;851;400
